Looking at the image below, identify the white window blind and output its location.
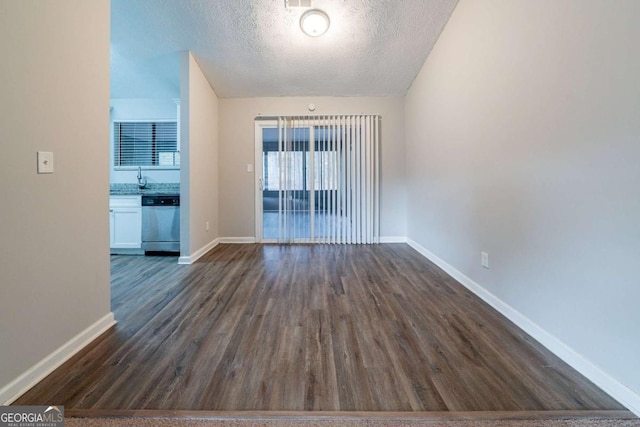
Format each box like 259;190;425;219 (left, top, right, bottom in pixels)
274;115;380;244
114;121;179;167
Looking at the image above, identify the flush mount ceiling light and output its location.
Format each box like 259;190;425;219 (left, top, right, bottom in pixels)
300;9;330;37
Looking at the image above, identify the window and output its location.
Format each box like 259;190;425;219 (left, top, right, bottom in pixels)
263;151;339;191
113;121;179;168
313;151;338;190
264;151;305;191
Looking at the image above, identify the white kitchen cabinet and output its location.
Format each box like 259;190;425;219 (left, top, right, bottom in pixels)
110;196;142;249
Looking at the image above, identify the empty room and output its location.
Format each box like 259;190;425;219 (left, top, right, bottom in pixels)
1;0;639;426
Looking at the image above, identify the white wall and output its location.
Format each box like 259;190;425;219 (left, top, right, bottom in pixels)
110;98;180;184
180;52;219;259
219;97;406;240
0;0;112;400
405;0;640;407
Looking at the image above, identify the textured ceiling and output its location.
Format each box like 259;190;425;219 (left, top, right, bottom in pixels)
110;0;459;99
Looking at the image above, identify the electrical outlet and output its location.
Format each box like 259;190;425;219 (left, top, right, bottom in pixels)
205;221;210;231
481;252;489;269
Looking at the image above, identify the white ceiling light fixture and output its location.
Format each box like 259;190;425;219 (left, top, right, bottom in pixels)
300;9;330;37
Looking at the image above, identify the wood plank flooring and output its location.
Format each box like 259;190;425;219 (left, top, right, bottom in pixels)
15;244;624;412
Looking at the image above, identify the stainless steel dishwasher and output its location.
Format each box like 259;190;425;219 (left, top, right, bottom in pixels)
141;195;180;253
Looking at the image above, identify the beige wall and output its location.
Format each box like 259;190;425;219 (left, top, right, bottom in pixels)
219;97;406;239
180;52;219;257
406;0;640;398
0;0;111;394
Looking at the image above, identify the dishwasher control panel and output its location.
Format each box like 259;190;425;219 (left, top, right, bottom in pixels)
141;195;180;206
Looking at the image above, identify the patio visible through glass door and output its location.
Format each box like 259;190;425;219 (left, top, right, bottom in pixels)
261;126;311;240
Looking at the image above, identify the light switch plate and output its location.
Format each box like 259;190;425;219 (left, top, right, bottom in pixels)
481;252;489;269
37;151;54;174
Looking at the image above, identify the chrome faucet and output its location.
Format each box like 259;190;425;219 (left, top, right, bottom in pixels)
137;166;147;189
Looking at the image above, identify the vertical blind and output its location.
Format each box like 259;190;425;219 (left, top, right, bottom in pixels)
276;115;380;244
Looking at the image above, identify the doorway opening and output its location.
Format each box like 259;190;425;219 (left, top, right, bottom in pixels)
254;116;380;244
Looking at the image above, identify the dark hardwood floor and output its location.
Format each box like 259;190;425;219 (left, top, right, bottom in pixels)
16;244;624;412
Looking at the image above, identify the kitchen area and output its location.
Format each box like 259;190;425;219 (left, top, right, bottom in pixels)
109;98;181;256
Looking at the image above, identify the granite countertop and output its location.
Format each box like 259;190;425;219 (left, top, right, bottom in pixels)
110;183;180;196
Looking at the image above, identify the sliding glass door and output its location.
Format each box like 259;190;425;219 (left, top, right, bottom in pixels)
261;125;311;241
255;116;380;244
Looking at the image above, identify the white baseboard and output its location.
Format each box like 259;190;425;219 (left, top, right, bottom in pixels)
177;237;256;264
0;312;116;405
380;236;407;243
178;238;220;265
406;238;640;417
213;237;401;244
219;237;256;244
